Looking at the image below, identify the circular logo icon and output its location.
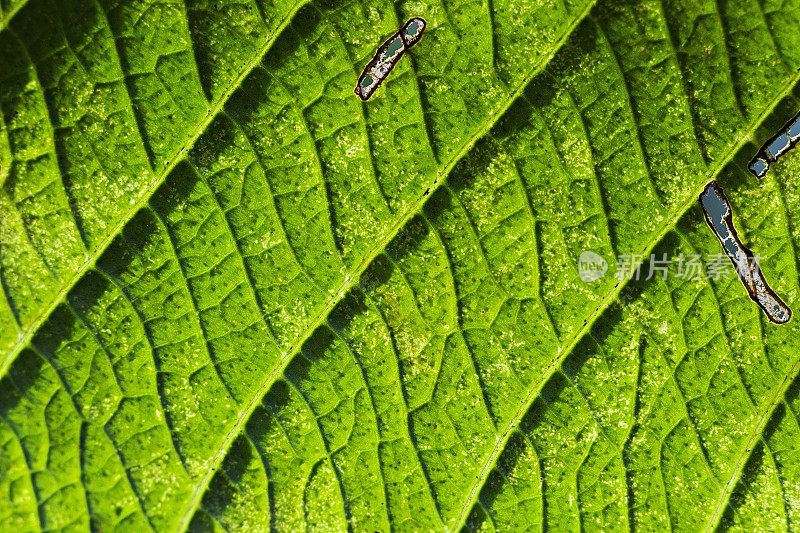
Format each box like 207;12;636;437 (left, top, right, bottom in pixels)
578;251;608;282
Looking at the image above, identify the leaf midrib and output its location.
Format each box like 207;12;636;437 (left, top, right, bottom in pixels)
0;0;310;377
449;65;800;532
173;1;601;529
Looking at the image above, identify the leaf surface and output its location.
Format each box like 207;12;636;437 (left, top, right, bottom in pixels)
2;0;800;531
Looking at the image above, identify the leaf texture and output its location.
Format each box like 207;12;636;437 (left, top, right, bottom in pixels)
2;0;800;531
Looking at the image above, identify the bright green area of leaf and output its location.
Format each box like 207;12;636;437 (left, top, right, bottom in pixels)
0;0;26;29
2;0;800;531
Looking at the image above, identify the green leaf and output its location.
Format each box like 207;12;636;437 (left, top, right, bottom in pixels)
2;0;800;531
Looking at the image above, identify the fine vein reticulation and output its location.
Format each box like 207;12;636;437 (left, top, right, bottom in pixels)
3;0;800;532
700;181;791;324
